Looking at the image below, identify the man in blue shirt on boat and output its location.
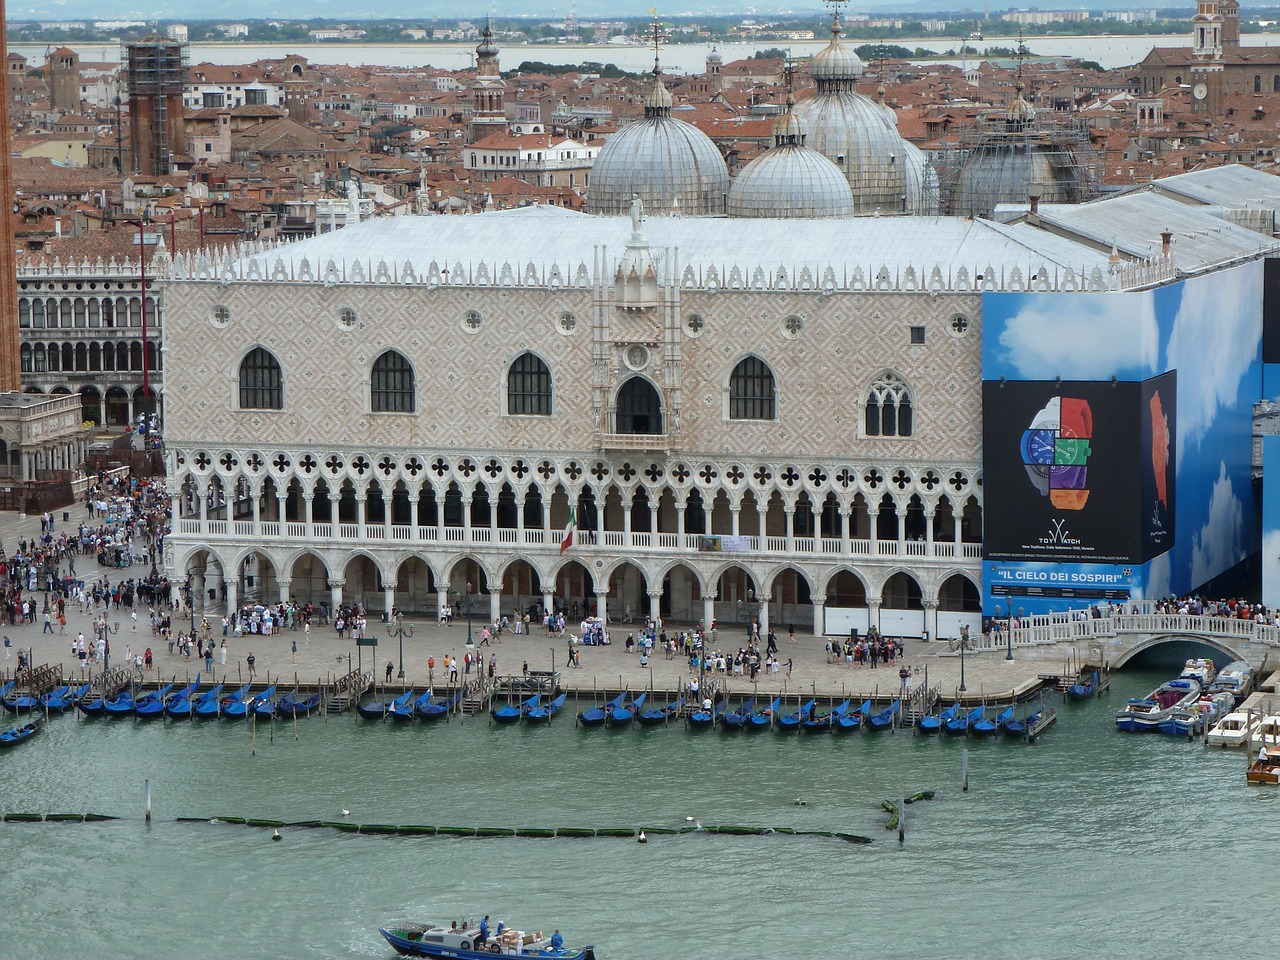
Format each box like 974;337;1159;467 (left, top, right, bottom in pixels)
550;930;564;951
477;916;490;947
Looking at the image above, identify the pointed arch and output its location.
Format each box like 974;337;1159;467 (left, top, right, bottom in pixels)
371;349;416;413
864;370;913;437
238;346;283;410
507;351;553;416
726;354;776;421
614;375;663;434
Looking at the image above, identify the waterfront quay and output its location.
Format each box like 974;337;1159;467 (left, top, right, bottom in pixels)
0;513;1077;708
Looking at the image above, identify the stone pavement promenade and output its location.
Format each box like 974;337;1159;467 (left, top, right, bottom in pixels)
1;509;1088;705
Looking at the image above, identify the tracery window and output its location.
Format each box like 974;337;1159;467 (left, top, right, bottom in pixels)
728;356;776;421
865;372;913;438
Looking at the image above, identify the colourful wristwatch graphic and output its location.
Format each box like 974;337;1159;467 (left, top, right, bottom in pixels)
1019;396;1092;510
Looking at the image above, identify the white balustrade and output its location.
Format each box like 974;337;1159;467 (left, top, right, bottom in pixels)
391;525;413;541
339;523;359;538
234;521;253;536
286;522;306;538
260;522;280;537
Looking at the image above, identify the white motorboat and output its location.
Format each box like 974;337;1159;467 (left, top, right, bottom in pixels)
1206;710;1259;748
1180;658;1216;687
1115;677;1201;733
1208;661;1255;705
1256;715;1280;747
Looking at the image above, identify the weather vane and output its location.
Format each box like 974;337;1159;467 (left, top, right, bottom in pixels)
822;0;848;28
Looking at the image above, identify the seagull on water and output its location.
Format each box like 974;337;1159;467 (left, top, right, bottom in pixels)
341;809;351;817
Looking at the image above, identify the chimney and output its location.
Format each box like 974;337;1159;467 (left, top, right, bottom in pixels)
1029;189;1041;216
1161;228;1172;257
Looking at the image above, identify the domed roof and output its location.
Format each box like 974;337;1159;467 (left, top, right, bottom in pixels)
728;146;854;219
706;46;722;63
792;88;909;214
900;138;940;215
952;144;1080;218
587;76;729;217
728;103;853;219
810;17;863;86
476;23;500;60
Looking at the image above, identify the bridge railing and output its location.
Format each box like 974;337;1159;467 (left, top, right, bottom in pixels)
1003;608;1280;652
1111;613;1280;648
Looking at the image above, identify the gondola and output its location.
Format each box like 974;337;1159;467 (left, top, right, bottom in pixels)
944;705;985;736
170;682;224;719
687;698;725;729
198;682;250;719
606;692;646;727
0;716;44;748
137;678;198;719
42;684;88;714
636;696;683;726
720;696;756;731
253;685;285;720
867;699;900;732
578;692;626;727
918;703;959;735
278;690;321;718
1002;708;1041;739
802;699;850;734
224;683;275;719
104;686;149;718
418;691;460;721
525;693;568;724
972;706;1012;737
835;699;874;733
2;689;40;713
1067;668;1098;700
747;697;780;731
775;699;815;733
382;690;417;721
493;693;539;724
78;689;107;716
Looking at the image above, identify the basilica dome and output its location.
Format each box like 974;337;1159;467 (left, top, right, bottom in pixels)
728;102;853;219
586;76;729;217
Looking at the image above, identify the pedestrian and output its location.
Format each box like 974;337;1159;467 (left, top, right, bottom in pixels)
130;610;138;632
292;639;297;663
246;651;256;677
43;611;54;634
220;638;227;665
522;660;528;676
385;660;394;683
3;635;10;659
204;646;214;672
303;621;311;644
785;658;793;678
144;647;153;671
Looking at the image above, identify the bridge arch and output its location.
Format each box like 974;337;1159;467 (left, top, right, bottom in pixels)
1109;632;1251;669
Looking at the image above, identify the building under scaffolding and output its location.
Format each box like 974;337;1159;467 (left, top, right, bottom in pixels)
124;36;187;176
933;84;1101;219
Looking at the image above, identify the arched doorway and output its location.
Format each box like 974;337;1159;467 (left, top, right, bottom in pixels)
823;570;870;637
104;386;129;426
287;551;330;606
660;562;702;623
500;558;542;621
615;377;663;434
767;565;813;631
608;560;649;623
394;557;436;613
880;571;924;638
937;573;982;644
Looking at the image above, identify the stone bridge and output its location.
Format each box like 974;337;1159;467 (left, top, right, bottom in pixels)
1001;602;1280;669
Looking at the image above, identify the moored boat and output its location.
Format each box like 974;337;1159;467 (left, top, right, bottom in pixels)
1157;691;1233;737
1208;661;1255;705
801;699;849;734
1247;746;1280;785
278;690;321;718
635;696;682;726
578;692;625;727
746;697;779;731
42;684;88;714
525;693;568;724
253;686;285;720
719;696;756;731
493;693;539;724
379;919;595;960
138;678;197;719
606;692;645;727
198;682;250;719
1179;658;1216;687
687;698;725;729
1066;667;1098;700
972;706;1012;738
917;703;958;735
1002;708;1042;739
774;699;815;733
866;700;900;733
834;699;873;733
102;688;142;717
945;705;984;736
224;684;275;719
1115;677;1200;733
418;691;460;721
171;682;224;719
0;716;44;748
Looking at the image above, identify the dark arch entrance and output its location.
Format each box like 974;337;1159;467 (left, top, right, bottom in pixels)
616;378;663;435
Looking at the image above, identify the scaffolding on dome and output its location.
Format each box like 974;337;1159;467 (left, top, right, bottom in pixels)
932;106;1101;219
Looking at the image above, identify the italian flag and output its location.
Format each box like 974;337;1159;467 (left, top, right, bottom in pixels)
560;507;577;555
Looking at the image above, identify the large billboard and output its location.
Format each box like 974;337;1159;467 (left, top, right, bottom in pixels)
982;260;1262;614
983;372;1175;565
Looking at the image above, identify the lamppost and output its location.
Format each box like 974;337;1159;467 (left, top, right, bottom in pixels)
387;610;413;681
959;635;967;693
1005;619;1014;661
99;617;120;673
465;582;474;648
186;573;196;638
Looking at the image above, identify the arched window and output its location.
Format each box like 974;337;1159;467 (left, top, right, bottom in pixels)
507;352;552;416
239;347;283;410
1274;75;1280;93
616;377;663;434
728;356;776;420
1256;74;1263;94
371;350;415;413
864;372;913;438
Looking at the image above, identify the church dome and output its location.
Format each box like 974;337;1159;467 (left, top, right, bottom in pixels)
587;76;729;216
476;24;500;59
792;89;909;214
728;104;853;219
707;46;722;63
900;138;941;215
951;144;1080;218
810;18;863;84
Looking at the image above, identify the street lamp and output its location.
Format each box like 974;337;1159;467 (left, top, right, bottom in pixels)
99;616;120;673
387;610;413;680
1005;619;1014;661
959;635;967;692
465;582;474;647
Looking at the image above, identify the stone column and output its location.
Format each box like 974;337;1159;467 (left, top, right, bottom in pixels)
277;577;292;604
225;579;238;617
489;590;501;625
868;508;879;552
595;501;605;545
702;594;716;631
648;591;662;624
757;509;767;543
840;507;851;555
758;598;770;636
595;590;609;625
384;584;397;617
191;572;206;611
953;512;963;545
543;591;554;618
923;598;938;643
676;504;686;540
461;497;472;543
784;506;795;552
356;487;367;538
868;598;882;633
925;504;935;553
623;500;632;545
409;489;420;534
251;483;261;534
811;596;826;637
730;506;740;537
199;482;208;524
303;493;314;538
437;587;449;620
276;494;287;529
329;577;345;612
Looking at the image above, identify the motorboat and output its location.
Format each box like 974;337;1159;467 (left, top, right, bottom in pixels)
379;919;595;959
1208;661;1255;705
1207;710;1260;748
1115;677;1200;733
1157;692;1233;737
1247;746;1280;785
1179;658;1216;687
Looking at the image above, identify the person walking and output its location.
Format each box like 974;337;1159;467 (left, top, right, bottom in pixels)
385;660;394;683
246;651;256;678
292;639;297;663
220;638;227;665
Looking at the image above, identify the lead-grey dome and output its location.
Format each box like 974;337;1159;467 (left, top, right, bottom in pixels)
587;76;729;216
728;101;853;219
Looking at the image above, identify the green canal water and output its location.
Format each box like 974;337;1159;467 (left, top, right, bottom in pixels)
1;664;1277;960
